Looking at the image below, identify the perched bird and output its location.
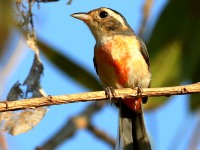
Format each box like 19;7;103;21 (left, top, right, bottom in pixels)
71;7;151;150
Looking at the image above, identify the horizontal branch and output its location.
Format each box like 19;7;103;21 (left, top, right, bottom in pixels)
1;82;200;112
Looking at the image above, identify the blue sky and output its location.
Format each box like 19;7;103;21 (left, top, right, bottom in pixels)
1;0;199;150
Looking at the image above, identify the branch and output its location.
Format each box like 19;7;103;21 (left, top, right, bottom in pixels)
0;132;8;150
1;82;200;112
38;102;113;150
138;0;153;37
87;122;115;147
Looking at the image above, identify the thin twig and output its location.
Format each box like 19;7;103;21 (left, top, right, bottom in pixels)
67;0;73;5
87;122;116;147
38;102;108;150
0;82;200;112
0;132;8;150
138;0;153;37
28;0;34;30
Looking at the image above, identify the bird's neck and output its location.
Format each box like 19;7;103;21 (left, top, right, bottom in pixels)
93;31;135;45
95;35;113;45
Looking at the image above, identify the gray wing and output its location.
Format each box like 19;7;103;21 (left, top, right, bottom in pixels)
93;45;99;75
93;57;98;75
137;37;151;103
137;37;150;70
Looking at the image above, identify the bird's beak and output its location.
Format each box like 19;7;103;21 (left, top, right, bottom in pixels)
70;13;91;22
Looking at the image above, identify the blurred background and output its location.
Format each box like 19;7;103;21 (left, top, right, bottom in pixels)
0;0;200;150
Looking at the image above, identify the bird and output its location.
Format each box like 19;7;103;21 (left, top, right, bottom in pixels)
71;7;151;150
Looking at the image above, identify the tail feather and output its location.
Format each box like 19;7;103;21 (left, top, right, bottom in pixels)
116;100;151;150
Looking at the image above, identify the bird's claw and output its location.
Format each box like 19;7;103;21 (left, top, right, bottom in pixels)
137;86;142;96
132;85;147;107
133;86;143;97
105;87;116;104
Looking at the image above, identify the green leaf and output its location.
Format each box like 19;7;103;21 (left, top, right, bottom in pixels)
0;0;12;57
190;94;200;111
144;0;200;110
144;41;182;110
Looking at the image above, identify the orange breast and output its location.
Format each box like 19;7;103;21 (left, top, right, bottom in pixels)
95;36;150;112
95;36;136;87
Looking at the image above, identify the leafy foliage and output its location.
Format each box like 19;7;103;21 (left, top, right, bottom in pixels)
145;0;200;110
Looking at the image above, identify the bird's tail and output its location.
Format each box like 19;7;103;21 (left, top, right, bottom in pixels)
116;98;151;150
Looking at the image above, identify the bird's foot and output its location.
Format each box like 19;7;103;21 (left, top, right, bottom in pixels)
131;86;145;112
132;85;147;104
135;85;142;97
105;87;116;104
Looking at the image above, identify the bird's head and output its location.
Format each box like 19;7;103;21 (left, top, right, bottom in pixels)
71;7;134;42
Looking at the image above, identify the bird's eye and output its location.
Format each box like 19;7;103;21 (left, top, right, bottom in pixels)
99;11;108;18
